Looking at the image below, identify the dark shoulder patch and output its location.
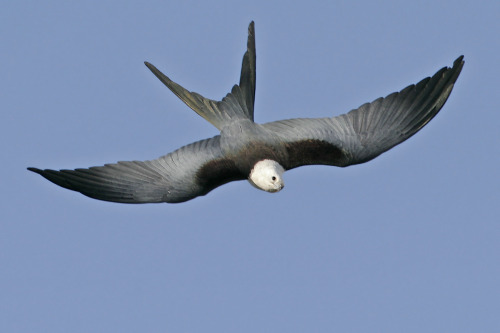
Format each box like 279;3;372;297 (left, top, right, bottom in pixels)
196;158;246;195
284;139;348;169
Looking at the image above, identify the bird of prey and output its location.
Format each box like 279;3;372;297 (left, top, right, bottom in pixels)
28;22;464;204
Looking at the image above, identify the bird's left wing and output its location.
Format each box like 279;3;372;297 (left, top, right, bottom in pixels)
263;56;464;170
28;136;245;203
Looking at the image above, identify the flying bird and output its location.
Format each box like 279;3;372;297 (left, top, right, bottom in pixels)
28;22;464;204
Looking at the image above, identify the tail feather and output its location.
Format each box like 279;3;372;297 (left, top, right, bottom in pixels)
145;21;257;130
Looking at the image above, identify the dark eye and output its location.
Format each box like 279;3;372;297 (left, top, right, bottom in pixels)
272;176;276;181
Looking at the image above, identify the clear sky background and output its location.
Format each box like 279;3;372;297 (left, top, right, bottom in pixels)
2;1;499;332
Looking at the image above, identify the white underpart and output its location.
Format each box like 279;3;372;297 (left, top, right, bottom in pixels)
248;159;285;193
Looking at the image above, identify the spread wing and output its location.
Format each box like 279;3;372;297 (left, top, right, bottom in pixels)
144;21;256;130
263;56;464;170
28;136;245;203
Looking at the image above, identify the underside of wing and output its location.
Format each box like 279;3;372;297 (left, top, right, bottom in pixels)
144;22;256;130
28;137;245;203
264;56;464;169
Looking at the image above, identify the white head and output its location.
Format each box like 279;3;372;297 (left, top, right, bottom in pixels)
248;159;285;193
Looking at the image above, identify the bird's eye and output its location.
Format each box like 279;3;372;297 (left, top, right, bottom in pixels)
272;176;276;181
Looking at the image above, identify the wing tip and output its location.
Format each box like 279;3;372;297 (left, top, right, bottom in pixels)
454;55;465;66
246;21;256;53
27;167;42;174
144;61;169;80
449;55;465;84
144;61;163;77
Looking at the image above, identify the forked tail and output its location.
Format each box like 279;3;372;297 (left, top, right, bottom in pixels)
145;22;256;130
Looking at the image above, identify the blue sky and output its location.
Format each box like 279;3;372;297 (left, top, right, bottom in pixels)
2;1;499;332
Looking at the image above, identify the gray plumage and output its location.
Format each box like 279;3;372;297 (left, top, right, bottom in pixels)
28;21;464;204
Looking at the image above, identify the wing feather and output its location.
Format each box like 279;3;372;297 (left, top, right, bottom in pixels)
28;136;245;203
263;56;464;169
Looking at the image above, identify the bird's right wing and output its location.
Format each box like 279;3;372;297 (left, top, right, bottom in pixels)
28;136;245;203
263;56;464;170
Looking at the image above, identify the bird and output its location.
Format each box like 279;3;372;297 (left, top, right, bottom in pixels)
28;22;464;204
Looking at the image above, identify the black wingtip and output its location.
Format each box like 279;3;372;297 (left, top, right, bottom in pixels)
27;167;42;174
448;55;465;85
453;55;465;70
248;22;255;43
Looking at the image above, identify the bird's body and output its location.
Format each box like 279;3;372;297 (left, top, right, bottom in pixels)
221;120;287;170
28;22;464;204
